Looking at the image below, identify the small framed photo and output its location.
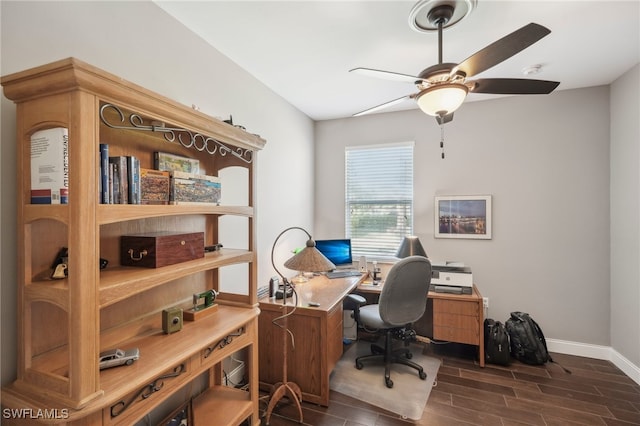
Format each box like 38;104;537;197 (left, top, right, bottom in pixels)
435;195;492;239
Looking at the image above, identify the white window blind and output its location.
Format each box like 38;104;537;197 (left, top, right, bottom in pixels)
345;142;414;259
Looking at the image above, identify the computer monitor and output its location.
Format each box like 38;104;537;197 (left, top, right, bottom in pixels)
314;239;353;268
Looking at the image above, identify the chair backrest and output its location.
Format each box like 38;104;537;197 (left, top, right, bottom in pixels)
378;256;432;326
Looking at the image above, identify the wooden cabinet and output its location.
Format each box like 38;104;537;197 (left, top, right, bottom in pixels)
433;299;480;344
257;275;362;406
431;285;485;367
1;58;265;425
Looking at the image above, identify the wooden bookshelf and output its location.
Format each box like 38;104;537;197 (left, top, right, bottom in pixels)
1;58;265;425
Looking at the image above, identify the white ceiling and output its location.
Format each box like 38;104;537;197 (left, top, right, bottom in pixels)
155;1;640;121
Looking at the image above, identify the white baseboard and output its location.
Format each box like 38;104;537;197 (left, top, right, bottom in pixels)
546;338;640;385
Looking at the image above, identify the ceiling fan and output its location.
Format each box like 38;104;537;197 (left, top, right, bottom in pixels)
350;2;560;125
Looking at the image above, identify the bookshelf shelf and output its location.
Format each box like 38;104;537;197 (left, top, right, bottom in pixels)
99;249;254;308
97;204;253;225
192;386;254;424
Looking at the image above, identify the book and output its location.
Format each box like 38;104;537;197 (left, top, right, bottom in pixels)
127;156;140;204
99;144;109;204
30;127;69;204
109;156;129;204
170;171;221;204
140;168;170;205
109;162;116;204
154;151;200;174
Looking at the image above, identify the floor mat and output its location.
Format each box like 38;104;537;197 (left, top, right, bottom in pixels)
330;340;440;420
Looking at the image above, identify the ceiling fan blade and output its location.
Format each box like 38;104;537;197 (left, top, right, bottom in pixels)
353;94;413;117
470;78;560;94
455;23;551;78
435;113;454;125
350;67;421;84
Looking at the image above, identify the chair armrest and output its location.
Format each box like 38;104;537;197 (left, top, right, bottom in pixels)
343;293;366;311
343;293;367;325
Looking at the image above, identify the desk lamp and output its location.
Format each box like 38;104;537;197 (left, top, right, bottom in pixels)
265;226;335;424
396;235;428;258
289;247;311;283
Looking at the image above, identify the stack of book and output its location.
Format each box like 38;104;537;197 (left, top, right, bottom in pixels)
99;144;142;204
97;150;222;205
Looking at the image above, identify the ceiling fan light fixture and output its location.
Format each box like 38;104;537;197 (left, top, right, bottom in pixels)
416;83;468;116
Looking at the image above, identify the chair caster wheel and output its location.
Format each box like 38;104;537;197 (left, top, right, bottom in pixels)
385;378;393;388
419;371;427;380
355;361;363;370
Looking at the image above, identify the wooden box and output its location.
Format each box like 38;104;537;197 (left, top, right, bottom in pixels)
120;231;204;268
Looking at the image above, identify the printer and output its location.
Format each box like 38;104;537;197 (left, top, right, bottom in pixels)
430;261;473;294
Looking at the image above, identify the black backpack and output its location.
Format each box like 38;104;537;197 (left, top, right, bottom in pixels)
505;311;551;365
484;318;510;366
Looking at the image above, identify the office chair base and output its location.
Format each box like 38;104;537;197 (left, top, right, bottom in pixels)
368;342;413;359
355;345;427;388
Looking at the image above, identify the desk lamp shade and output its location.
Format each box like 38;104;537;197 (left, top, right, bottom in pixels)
284;238;336;273
396;236;428;258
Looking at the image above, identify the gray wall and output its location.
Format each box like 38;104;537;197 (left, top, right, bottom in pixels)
315;87;615;347
1;0;316;387
610;64;640;367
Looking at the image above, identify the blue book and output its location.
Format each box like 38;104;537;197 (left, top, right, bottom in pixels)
99;144;109;203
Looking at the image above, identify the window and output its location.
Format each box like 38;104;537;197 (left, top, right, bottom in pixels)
345;142;414;259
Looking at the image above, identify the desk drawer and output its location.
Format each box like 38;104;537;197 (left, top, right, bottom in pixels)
433;325;479;345
433;312;479;331
433;299;478;316
432;299;480;346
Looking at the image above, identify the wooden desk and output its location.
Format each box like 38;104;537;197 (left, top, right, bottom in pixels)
258;274;365;406
357;282;485;367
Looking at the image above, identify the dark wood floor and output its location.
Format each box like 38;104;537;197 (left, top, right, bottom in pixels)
259;342;640;426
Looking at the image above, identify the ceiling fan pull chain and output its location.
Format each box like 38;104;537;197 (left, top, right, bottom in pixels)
440;123;445;159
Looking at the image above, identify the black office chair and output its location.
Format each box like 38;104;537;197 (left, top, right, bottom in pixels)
350;256;432;388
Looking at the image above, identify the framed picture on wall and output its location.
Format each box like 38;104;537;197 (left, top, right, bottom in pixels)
435;195;492;239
